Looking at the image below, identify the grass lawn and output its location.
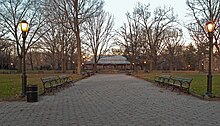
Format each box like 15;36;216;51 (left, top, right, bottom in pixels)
1;70;220;100
134;71;220;97
0;71;82;101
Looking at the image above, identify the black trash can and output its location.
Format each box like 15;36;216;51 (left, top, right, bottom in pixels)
26;85;38;102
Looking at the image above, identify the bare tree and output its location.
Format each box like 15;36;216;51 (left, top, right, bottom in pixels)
134;3;178;69
82;10;114;72
183;43;198;70
116;3;178;70
0;0;48;72
186;0;220;71
38;13;76;72
51;0;104;74
0;39;14;69
163;28;184;71
116;11;143;71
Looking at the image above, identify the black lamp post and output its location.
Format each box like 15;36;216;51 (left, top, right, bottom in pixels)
20;20;28;96
205;21;215;97
82;55;86;72
144;61;147;72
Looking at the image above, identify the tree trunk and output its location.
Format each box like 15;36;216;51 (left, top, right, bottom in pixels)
169;57;173;72
64;52;67;71
70;47;75;71
61;43;65;73
51;51;55;70
57;51;61;70
149;60;153;72
93;63;97;73
76;29;81;75
74;0;81;75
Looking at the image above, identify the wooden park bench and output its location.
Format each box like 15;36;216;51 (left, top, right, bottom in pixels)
154;75;193;94
166;77;193;94
58;75;74;87
126;70;133;75
41;75;74;94
82;71;94;77
154;75;171;86
41;76;63;94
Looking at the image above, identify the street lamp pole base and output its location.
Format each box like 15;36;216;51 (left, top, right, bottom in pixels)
204;92;213;98
206;74;212;98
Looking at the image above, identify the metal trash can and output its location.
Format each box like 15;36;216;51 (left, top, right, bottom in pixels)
26;85;38;102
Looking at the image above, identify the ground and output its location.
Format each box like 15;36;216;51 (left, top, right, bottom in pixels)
0;74;219;126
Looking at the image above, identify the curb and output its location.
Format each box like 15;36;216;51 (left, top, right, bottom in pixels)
190;91;220;101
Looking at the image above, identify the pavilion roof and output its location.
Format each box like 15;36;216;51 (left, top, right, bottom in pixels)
86;55;130;65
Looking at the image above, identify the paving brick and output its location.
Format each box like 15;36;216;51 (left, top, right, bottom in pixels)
0;74;220;125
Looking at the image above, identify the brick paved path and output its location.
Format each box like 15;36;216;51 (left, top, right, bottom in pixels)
0;74;220;126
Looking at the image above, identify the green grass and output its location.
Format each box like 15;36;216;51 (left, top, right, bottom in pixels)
134;71;220;97
0;71;82;101
1;70;220;100
0;74;21;98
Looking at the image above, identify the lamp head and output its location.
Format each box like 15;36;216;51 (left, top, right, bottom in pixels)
205;21;215;32
20;20;28;32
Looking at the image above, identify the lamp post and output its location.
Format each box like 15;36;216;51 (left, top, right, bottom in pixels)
144;61;147;73
20;20;28;96
10;63;13;70
205;21;215;97
132;62;135;71
82;55;86;72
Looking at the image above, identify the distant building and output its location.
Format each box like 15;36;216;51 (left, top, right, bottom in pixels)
85;55;131;72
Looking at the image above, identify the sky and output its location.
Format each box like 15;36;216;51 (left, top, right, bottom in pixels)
104;0;191;42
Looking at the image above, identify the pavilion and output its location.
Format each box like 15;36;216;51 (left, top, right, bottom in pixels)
85;55;131;72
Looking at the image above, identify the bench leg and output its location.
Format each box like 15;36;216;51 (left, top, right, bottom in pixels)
165;83;170;89
179;87;182;94
187;88;190;94
171;85;176;92
179;84;184;94
155;82;159;86
159;82;165;87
